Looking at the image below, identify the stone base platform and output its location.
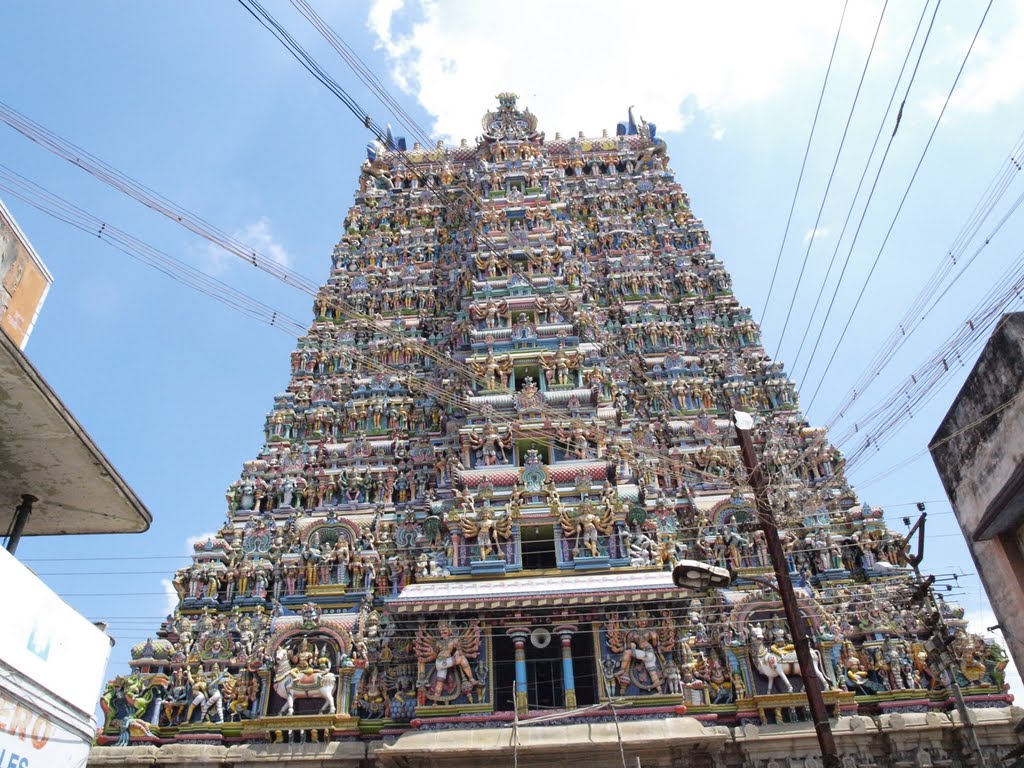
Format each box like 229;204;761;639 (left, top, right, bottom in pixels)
89;707;1024;768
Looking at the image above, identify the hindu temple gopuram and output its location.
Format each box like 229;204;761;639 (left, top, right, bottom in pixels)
92;95;1023;768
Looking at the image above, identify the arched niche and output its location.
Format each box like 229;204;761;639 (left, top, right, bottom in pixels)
264;625;353;717
709;495;757;528
300;517;361;549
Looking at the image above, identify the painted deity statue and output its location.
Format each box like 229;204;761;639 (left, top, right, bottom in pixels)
414;620;485;703
468;418;512;465
458;502;515;561
560;498;616;558
606;611;675;693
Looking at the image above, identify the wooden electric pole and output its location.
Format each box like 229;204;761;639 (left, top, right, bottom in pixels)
733;412;841;768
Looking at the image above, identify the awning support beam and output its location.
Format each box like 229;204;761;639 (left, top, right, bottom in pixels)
6;494;37;554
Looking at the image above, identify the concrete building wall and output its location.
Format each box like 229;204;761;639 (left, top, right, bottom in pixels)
931;312;1024;674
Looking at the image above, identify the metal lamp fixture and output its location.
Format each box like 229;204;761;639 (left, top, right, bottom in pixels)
671;559;731;590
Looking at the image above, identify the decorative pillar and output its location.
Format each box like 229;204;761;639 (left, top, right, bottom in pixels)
257;665;272;716
338;664;355;716
556;625;578;710
508;629;530;714
451;531;464;568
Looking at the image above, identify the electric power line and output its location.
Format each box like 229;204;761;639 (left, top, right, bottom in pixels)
758;0;850;327
774;0;890;362
803;0;993;412
789;0;934;373
826;130;1024;431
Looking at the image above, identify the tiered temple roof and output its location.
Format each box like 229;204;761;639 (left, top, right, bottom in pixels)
95;95;1016;766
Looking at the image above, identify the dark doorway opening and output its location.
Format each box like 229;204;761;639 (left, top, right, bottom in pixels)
514;365;542;391
491;625;600;712
527;641;564;710
516;438;550;464
493;631;516;712
571;625;599;706
521;524;556;571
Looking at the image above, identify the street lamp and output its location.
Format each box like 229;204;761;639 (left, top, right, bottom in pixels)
672;559;731;590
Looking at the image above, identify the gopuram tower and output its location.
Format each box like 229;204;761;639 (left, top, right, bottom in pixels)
94;95;1021;768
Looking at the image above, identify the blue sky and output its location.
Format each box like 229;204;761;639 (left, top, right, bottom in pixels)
1;0;1023;693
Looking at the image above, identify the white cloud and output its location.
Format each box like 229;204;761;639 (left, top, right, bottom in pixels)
201;240;232;276
238;217;291;267
920;4;1024;118
803;226;830;244
365;0;884;141
160;531;217;615
202;217;291;275
161;578;179;616
186;530;219;552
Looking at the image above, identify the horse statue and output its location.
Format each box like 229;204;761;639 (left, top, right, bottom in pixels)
747;625;833;694
273;645;337;716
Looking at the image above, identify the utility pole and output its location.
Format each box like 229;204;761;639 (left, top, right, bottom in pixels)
733;411;840;768
902;513;988;768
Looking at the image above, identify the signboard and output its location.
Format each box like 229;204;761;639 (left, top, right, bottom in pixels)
0;200;52;350
0;545;112;716
0;545;112;767
0;686;91;768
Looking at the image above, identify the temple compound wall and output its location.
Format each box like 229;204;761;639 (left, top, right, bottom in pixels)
90;95;1022;767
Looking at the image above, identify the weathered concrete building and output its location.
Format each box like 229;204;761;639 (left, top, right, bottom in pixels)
932;312;1024;676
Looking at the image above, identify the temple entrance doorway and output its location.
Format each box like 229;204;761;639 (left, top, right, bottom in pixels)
571;626;598;706
491;626;599;711
525;639;563;710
